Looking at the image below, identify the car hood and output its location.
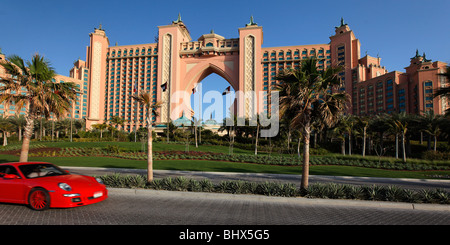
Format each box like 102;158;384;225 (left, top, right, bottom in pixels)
31;174;102;189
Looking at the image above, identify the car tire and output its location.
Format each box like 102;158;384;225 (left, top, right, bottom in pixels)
28;188;50;211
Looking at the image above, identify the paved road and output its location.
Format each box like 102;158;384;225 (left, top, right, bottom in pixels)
1;166;448;240
64;166;450;192
1;188;449;226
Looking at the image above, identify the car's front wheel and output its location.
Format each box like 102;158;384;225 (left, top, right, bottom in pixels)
28;188;50;211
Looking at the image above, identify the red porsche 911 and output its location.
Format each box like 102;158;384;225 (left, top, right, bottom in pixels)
0;162;108;211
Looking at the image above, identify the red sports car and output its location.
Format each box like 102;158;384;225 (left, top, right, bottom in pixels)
0;162;108;211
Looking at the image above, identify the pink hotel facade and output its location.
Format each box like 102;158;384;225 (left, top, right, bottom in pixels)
0;17;448;132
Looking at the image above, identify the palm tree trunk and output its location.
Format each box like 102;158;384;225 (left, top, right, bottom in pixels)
147;117;153;183
52;120;54;141
434;136;437;152
166;122;170;143
194;125;198;148
301;122;311;190
362;127;366;157
348;132;352;155
19;116;34;162
255;124;259;155
402;133;406;163
39;118;43;141
341;139;345;155
395;134;399;159
287;130;291;153
2;131;7;146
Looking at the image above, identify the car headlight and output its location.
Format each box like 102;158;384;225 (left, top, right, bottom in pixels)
95;177;104;185
58;183;72;191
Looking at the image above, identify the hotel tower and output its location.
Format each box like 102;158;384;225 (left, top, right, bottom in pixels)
0;16;448;132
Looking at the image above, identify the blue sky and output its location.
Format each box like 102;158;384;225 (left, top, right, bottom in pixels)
1;0;449;119
1;0;448;74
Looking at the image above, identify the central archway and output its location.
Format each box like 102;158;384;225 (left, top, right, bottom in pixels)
156;19;264;124
171;60;238;123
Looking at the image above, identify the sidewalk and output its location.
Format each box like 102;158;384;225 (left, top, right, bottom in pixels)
110;187;450;212
64;166;450;192
63;166;450;211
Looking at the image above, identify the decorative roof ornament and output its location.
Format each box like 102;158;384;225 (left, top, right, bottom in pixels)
422;52;431;62
94;23;104;31
411;49;422;59
173;111;193;127
173;13;183;24
335;17;347;28
245;15;257;27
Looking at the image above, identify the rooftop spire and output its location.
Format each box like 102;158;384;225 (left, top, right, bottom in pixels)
95;23;104;31
335;17;347;28
245;15;257;27
411;49;422;59
423;52;431;62
173;13;183;24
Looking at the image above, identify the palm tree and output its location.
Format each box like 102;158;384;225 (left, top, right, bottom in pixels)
332;116;347;155
0;54;77;162
356;116;370;157
421;111;443;152
0;115;14;146
368;114;390;149
274;58;348;190
387;112;409;162
341;115;356;155
7;114;26;141
433;66;450;115
131;91;161;182
92;123;109;139
108;116;126;139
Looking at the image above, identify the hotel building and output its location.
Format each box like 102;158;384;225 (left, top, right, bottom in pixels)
0;51;88;121
0;16;448;132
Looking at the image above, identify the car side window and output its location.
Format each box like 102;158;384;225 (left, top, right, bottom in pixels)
0;165;20;178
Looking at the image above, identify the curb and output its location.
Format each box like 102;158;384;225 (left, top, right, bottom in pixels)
107;187;450;212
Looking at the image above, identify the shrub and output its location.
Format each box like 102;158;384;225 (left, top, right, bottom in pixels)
97;174;450;204
421;151;450;160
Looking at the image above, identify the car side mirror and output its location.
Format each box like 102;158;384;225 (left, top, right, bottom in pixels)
3;174;20;179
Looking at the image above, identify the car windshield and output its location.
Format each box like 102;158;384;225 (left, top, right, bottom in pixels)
19;164;68;179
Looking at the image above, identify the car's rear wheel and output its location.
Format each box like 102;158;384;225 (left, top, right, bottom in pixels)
28;188;50;211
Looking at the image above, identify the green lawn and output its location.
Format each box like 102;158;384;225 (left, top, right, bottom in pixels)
1;141;449;180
